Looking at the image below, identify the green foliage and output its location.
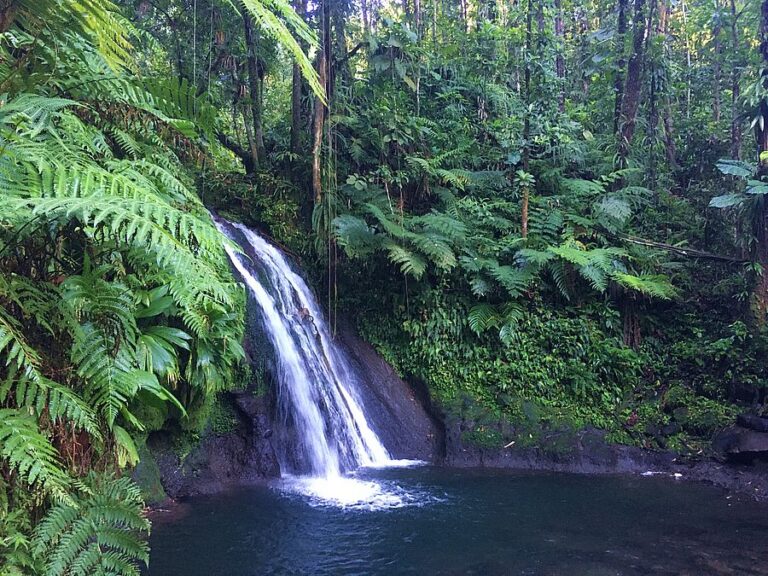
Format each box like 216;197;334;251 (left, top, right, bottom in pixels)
0;409;71;503
0;0;294;571
32;473;149;576
358;292;643;433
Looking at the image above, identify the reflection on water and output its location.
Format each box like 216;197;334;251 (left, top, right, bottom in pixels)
149;468;768;576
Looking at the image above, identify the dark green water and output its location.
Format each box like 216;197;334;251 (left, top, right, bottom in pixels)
148;467;768;575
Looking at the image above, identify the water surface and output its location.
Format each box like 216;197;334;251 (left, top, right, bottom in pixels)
149;467;768;575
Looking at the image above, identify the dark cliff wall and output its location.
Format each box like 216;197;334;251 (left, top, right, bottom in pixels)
334;318;444;462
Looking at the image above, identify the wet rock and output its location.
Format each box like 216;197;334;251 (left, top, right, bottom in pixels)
334;318;444;462
736;414;768;433
144;391;280;500
712;425;768;458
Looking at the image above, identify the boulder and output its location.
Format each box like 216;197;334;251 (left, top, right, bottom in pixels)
142;391;280;500
713;425;768;459
736;414;768;433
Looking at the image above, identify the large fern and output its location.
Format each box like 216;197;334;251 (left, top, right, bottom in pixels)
32;472;150;576
0;409;72;503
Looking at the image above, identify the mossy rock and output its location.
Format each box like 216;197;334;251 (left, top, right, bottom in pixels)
132;444;167;505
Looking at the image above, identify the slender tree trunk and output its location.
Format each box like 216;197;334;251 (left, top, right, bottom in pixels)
242;106;259;173
646;0;660;187
332;0;349;89
622;298;642;349
753;0;768;324
290;0;307;155
521;0;533;238
578;9;591;98
555;0;566;112
613;0;629;135
647;58;658;187
312;0;330;204
291;64;303;155
730;0;742;159
361;0;370;35
536;0;545;44
617;0;648;167
243;13;265;168
713;0;723;122
0;0;18;33
681;0;692;117
661;0;678;170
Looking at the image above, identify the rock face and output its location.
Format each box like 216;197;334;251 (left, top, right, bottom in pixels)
444;424;677;474
140;392;280;502
713;425;768;461
334;319;443;462
736;414;768;433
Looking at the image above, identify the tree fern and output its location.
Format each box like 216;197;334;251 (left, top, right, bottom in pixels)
467;304;500;334
384;242;428;279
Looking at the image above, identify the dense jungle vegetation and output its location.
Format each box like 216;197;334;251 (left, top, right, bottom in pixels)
2;0;768;572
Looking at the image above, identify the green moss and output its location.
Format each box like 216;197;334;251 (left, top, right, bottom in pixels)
132;444;167;505
207;394;240;436
461;427;503;448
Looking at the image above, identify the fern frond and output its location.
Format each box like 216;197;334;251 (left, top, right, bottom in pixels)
33;472;149;576
384;242;427;279
612;273;677;299
0;305;99;435
333;214;380;257
0;409;71;502
467;304;500;334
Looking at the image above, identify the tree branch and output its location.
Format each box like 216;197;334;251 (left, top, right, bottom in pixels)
216;132;255;174
617;234;748;263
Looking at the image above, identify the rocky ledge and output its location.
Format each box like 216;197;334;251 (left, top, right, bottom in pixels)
444;417;768;502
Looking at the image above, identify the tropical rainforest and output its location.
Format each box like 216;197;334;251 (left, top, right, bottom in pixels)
1;0;768;572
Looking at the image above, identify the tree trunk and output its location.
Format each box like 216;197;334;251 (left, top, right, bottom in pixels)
243;13;265;168
753;0;768;324
291;63;303;155
622;297;642;349
730;0;742;159
647;58;658;187
647;0;661;187
578;9;591;98
332;0;349;89
617;0;648;167
653;0;677;170
312;0;330;204
242;105;259;172
713;0;723;123
613;0;629;135
0;0;18;33
555;0;565;112
521;0;533;238
290;0;307;155
681;0;692;117
361;0;370;35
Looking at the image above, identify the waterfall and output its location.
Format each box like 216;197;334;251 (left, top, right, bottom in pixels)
214;218;392;481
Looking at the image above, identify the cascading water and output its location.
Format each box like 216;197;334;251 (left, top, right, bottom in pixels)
215;218;425;509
